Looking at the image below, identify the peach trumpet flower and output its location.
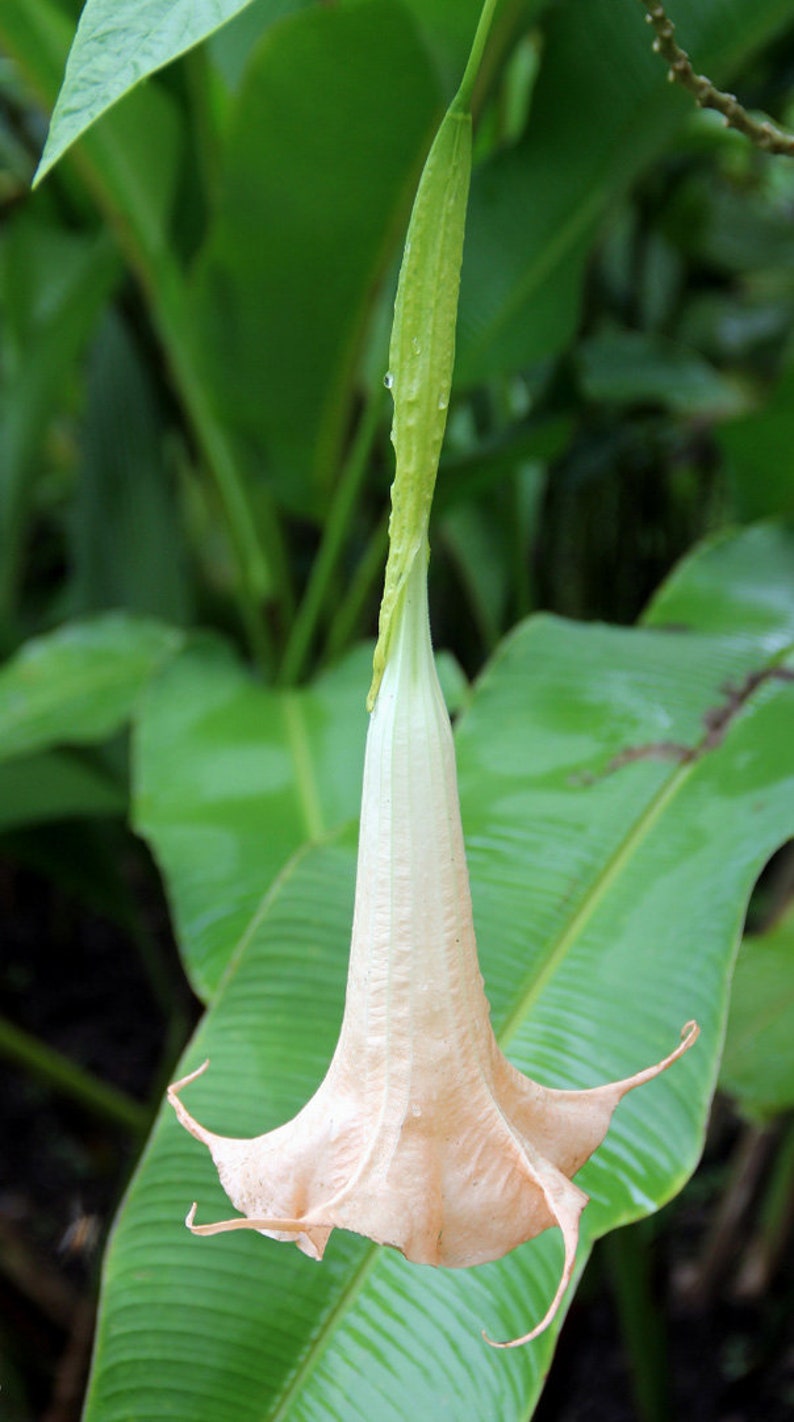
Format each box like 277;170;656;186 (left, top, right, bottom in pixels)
168;541;697;1347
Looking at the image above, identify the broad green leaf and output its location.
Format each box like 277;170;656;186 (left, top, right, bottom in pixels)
34;0;288;182
643;521;794;650
0;0;182;268
457;0;793;385
575;330;747;418
86;567;794;1418
193;0;441;512
0;751;125;830
134;641;371;999
207;0;310;89
0;614;182;763
720;904;794;1120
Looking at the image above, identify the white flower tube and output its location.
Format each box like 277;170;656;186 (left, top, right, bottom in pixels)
169;5;697;1343
169;541;697;1343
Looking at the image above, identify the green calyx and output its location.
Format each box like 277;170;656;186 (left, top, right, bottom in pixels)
367;0;502;711
367;99;472;711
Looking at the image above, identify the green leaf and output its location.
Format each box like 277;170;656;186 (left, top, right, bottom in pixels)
206;0;311;90
643;521;794;650
85;548;794;1418
0;750;125;830
457;0;793;384
0;614;183;763
35;0;289;182
1;0;182;264
720;903;794;1121
133;640;371;999
575;330;747;418
193;0;441;512
2;0;283;663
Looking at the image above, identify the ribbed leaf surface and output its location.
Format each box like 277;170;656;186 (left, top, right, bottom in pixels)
0;614;181;762
85;530;794;1419
134;642;371;998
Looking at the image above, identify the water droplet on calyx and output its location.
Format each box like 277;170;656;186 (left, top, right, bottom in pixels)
383;371;394;390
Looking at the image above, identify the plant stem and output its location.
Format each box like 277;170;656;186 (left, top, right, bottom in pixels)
456;0;503;111
323;511;389;666
639;0;794;155
279;389;385;685
0;1013;150;1135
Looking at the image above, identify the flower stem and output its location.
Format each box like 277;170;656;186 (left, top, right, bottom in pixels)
456;0;504;112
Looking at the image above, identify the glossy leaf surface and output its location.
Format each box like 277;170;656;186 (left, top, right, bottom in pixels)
1;0;182;266
644;521;794;650
134;641;371;999
0;614;182;762
35;0;283;181
85;534;794;1420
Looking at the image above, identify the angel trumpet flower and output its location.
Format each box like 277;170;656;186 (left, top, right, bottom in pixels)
170;30;697;1343
169;540;698;1347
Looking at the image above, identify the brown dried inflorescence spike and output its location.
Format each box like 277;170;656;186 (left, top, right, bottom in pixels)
168;544;698;1346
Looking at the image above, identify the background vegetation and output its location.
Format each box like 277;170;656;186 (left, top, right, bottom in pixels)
0;0;793;1418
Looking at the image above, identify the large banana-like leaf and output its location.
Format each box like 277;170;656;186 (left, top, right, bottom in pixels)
84;528;794;1420
643;520;794;648
133;641;371;999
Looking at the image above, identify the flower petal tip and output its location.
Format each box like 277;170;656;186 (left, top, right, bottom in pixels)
168;1058;211;1099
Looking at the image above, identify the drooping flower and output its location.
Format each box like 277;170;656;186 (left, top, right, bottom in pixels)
169;538;697;1346
169;24;697;1344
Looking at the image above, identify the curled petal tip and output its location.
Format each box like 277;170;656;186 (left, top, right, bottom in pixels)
481;1322;546;1350
665;1019;699;1068
185;1202;199;1230
167;1062;217;1147
168;1058;211;1098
